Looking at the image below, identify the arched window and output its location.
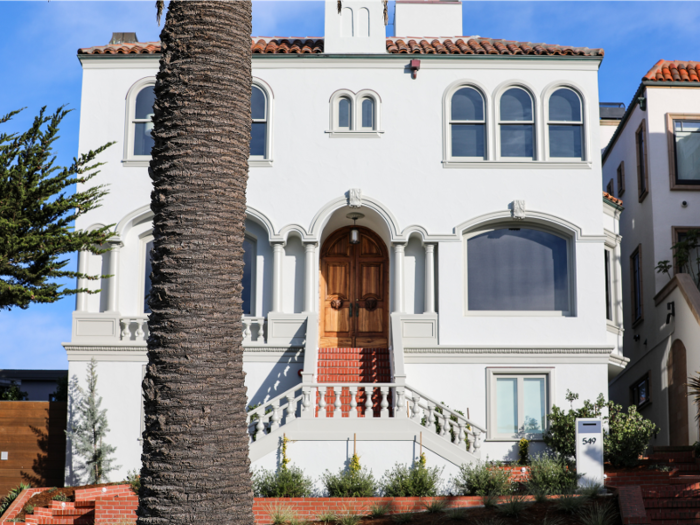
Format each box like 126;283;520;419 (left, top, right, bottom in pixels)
467;227;570;312
450;87;485;159
337;96;352;130
548;88;583;159
251;85;268;158
124;81;156;164
499;88;534;159
360;97;374;130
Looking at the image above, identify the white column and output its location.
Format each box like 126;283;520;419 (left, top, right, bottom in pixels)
424;243;436;314
303;242;317;313
106;240;122;313
392;243;405;314
75;250;89;312
271;242;284;313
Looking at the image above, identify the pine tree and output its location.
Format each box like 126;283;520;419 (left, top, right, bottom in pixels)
67;358;120;484
0;107;114;310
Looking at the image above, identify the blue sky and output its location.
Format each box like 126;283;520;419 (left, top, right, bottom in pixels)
1;1;699;370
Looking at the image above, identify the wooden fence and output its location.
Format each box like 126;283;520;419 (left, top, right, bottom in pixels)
0;401;66;495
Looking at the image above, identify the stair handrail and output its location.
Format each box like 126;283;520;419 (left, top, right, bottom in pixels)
246;384;304;440
403;384;486;433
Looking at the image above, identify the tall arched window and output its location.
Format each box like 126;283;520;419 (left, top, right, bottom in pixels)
450;87;485;159
467;227;570;312
361;97;374;130
548;88;583;159
337;96;352;130
133;87;155;156
242;236;256;315
499;88;534;159
251;85;268;158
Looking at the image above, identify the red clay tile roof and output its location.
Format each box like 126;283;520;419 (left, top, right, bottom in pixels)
603;191;623;207
643;60;700;82
78;37;603;57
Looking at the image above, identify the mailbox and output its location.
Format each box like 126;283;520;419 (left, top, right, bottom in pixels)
575;418;604;487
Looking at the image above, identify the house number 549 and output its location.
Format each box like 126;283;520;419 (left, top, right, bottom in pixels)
582;437;597;445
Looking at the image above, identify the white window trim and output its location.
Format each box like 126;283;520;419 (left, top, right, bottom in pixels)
123;77;156;167
463;222;576;317
327;88;383;137
250;77;274;167
443;82;489;162
486;367;555;442
139;231;154;315
542;83;588;163
495;83;538;162
604;229;623;334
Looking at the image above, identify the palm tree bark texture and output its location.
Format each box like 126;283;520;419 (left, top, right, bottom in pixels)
139;2;254;525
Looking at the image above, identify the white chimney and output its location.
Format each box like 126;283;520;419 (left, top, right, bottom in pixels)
324;0;387;54
394;0;463;37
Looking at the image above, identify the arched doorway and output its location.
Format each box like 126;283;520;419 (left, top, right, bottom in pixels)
668;339;689;446
319;226;389;348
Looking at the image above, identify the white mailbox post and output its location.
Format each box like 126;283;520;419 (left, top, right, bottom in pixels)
575;418;604;487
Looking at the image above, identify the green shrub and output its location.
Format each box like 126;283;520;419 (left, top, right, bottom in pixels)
337;509;362;525
253;465;313;498
518;439;529;465
126;469;140;494
379;461;442;497
454;461;512;496
423;499;447;513
526;452;577;496
544;390;659;468
495;495;528;518
553;493;587;515
578;501;618;525
322;467;377;497
23;504;34;514
266;503;295;525
0;483;31;517
317;511;337;524
51;492;68;502
391;513;413;524
369;503;390;518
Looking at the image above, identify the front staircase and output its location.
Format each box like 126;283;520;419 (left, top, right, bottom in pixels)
609;446;700;524
317;348;391;417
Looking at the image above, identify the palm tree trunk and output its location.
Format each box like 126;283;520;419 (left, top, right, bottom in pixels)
139;2;253;525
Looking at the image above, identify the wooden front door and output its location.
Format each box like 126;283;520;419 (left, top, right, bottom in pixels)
320;226;389;348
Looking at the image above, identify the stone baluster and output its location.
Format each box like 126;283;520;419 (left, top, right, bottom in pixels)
286;393;296;422
474;430;482;450
134;319;144;339
380;387;389;418
242;317;252;342
411;393;422;423
120;319;130;340
318;388;327;419
457;420;465;447
333;387;342;418
256;414;265;439
270;400;281;432
426;403;435;430
301;386;313;419
365;387;374;418
395;386;407;419
349;386;358;418
439;413;449;439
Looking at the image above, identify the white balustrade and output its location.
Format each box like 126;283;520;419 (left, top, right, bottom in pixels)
246;382;486;455
242;316;266;343
119;316;149;342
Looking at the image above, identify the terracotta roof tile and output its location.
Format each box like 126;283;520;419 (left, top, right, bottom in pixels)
603;191;623;207
78;37;603;57
643;60;700;83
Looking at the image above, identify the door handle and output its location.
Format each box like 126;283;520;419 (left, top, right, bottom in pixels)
356;301;360;317
348;302;353;317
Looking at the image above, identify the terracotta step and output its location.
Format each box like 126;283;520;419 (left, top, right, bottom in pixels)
647;508;700;520
643;486;700;498
671;476;700;485
644;498;700;508
26;516;93;525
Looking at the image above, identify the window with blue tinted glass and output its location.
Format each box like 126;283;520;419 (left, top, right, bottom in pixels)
467;228;569;311
242;236;255;315
493;374;549;439
361;98;374;129
450;87;485;158
499;88;534;158
250;86;267;158
548;88;583;158
133;87;155;156
338;97;351;129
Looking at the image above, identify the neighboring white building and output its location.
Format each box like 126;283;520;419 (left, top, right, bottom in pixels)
64;0;625;487
605;60;700;447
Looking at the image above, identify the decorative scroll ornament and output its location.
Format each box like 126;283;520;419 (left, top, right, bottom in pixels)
365;298;378;311
331;298;343;310
512;200;526;220
349;188;362;208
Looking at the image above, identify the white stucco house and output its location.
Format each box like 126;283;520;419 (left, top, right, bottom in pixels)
605;60;700;447
64;0;625;487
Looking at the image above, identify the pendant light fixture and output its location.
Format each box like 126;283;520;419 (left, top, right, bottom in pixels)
346;212;365;244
